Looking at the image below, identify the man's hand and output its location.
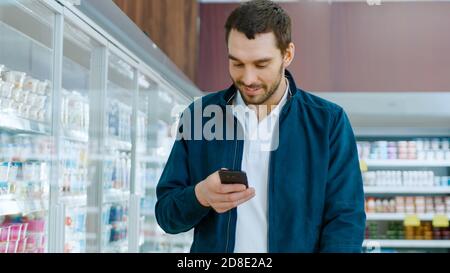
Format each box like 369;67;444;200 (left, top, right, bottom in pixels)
195;170;255;213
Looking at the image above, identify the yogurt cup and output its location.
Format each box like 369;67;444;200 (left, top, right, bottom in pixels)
29;107;40;121
10;101;20;114
37;80;51;95
23;77;40;93
0;81;14;98
37;109;47;122
1;98;13;112
19;104;31;119
26;92;37;105
4;71;26;89
17;103;28;117
12;88;24;103
33;95;47;110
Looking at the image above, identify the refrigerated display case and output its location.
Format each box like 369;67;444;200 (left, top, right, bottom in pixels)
1;0;203;253
316;92;450;253
0;0;57;253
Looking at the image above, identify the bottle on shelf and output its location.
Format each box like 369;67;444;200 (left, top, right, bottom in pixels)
357;138;450;161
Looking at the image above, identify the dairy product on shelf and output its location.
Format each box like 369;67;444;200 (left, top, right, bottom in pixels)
60;140;88;196
0;65;51;123
103;151;131;192
358;138;450;161
365;196;450;214
0;133;51;199
101;203;128;250
366;221;450;240
64;207;86;253
137;111;147;150
107;99;131;143
363;170;450;187
61;89;89;134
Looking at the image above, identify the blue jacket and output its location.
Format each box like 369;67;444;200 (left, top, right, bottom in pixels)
155;70;366;253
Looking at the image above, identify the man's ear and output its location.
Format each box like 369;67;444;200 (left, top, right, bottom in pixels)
283;42;295;68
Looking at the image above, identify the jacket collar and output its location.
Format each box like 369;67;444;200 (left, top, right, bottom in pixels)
219;69;298;106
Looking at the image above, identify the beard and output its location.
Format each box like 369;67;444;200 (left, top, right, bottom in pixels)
233;64;284;106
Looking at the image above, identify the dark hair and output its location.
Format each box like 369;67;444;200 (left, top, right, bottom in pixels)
225;0;292;54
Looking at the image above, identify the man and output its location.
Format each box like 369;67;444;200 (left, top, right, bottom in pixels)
155;0;366;253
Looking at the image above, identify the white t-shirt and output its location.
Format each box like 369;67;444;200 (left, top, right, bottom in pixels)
232;81;289;253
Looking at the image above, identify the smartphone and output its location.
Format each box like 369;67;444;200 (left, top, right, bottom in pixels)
219;170;248;188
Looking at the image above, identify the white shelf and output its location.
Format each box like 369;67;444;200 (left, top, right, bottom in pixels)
0;194;48;216
0;194;21;216
364;186;450;194
141;210;155;217
363;240;450;248
0;113;51;135
138;155;167;165
143;235;192;246
103;189;130;203
103;240;128;253
366;213;450;221
145;184;157;190
106;138;132;152
60;194;87;207
65;232;87;241
363;159;450;167
63;129;88;142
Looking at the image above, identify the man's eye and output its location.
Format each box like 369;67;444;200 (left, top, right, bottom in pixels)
255;63;269;68
233;63;244;67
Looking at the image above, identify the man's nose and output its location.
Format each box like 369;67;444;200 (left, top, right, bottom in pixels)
241;68;258;86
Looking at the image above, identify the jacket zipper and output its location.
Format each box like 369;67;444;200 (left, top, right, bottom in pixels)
225;117;239;253
225;210;232;253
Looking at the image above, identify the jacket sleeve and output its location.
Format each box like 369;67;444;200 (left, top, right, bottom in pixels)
319;107;366;253
154;111;211;234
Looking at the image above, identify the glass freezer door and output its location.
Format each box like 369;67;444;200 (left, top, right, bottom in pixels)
101;52;135;253
59;19;104;253
137;74;193;253
0;0;55;253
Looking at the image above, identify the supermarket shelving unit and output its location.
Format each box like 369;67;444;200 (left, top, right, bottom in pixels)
364;186;450;195
0;0;202;253
363;240;450;249
366;213;450;221
317;92;450;253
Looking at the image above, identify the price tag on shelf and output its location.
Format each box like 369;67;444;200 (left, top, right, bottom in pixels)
432;215;449;228
359;160;368;172
404;214;420;227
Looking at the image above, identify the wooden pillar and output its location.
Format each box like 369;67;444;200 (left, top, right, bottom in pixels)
114;0;198;83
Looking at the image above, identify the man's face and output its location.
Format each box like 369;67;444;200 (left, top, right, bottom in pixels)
228;29;285;105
